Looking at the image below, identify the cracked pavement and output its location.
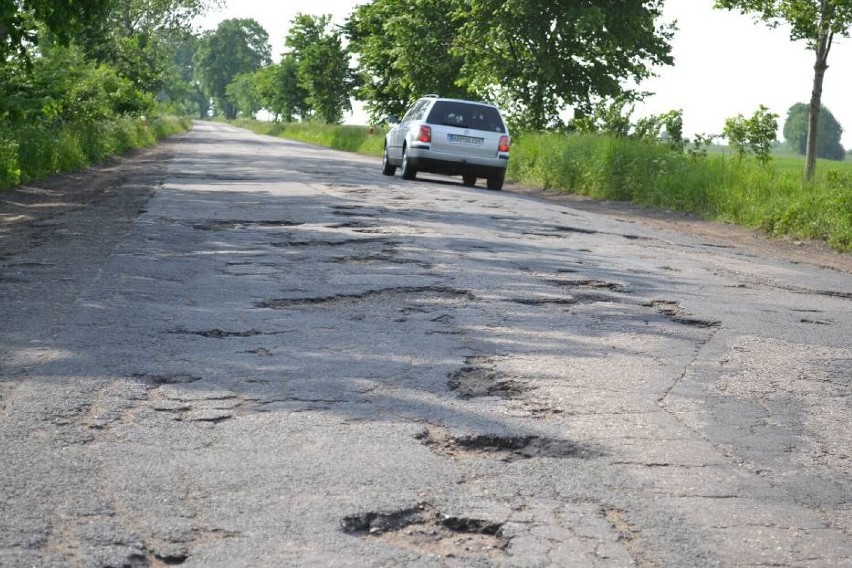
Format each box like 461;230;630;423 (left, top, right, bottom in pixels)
1;122;850;566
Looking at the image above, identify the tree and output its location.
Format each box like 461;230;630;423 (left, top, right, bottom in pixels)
254;58;311;122
345;0;472;122
0;0;113;59
454;0;675;130
157;28;210;118
285;14;353;124
194;18;271;119
81;1;219;87
0;42;152;124
226;72;262;118
723;105;779;164
714;0;852;180
783;102;845;160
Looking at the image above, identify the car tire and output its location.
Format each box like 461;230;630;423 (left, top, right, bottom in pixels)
462;175;477;187
381;146;396;176
400;147;417;180
486;171;505;191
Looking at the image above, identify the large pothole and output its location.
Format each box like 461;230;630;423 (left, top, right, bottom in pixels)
341;503;507;560
447;355;525;399
417;426;600;462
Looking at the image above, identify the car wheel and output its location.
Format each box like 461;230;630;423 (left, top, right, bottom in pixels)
400;146;417;180
462;175;477;187
486;171;504;191
381;146;396;176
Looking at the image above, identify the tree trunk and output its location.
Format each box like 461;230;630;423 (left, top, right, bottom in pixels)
805;1;833;182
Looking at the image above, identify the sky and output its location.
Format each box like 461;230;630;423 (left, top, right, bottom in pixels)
196;0;852;147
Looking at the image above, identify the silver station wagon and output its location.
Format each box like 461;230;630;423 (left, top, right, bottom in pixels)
382;96;511;190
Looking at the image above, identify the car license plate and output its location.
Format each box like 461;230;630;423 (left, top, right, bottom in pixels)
447;134;483;146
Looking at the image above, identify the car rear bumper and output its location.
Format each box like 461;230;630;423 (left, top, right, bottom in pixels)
406;148;507;177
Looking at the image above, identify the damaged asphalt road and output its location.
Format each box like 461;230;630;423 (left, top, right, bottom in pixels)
1;121;850;567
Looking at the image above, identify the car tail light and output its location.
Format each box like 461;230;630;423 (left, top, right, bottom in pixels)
418;125;432;143
498;135;510;153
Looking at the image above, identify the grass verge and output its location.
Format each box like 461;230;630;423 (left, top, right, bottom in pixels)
0;116;191;190
229;119;852;253
230;118;385;157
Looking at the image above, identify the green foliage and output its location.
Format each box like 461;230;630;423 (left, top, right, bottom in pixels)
713;0;852;48
509;131;851;251
230;119;386;157
0;0;112;59
1;0;209;188
252;58;311;122
0;137;21;187
0;44;155;124
454;0;675;130
194;18;271;119
0;116;190;190
345;0;472;122
569;99;690;152
723;105;779;164
783;102;845;160
284;14;353;124
225;72;262;118
572;98;634;137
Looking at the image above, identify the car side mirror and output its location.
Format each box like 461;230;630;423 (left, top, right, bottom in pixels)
387;114;400;125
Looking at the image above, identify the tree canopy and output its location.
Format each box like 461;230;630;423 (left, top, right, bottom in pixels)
344;0;675;130
783;102;845;160
454;0;675;130
714;0;852;179
194;18;271;119
284;13;353;124
345;0;472;122
0;0;113;58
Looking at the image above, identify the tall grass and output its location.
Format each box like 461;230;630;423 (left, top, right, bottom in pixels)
510;132;852;252
0;116;190;190
227;120;852;252
231;118;386;157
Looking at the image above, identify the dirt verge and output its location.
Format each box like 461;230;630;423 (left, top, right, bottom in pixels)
509;183;852;273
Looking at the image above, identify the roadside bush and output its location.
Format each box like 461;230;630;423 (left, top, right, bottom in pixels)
0;116;190;190
0;137;21;187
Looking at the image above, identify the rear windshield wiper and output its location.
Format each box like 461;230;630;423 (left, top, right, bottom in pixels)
440;121;470;128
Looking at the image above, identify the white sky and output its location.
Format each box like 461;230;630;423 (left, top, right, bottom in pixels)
197;0;852;147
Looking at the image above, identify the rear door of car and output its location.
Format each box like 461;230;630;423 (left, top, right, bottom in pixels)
389;99;430;160
426;101;506;160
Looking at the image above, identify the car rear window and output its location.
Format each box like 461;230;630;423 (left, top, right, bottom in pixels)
426;101;506;133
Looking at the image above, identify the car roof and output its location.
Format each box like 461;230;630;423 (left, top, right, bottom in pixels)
421;97;499;109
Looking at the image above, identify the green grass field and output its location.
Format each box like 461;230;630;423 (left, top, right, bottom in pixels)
230;119;852;253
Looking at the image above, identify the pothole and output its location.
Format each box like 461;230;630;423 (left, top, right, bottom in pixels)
326;221;372;229
191;220;303;230
341;503;507;560
417;426;600;462
507;297;576;306
546;278;626;292
330;254;432;268
270;237;394;248
133;372;202;386
447;355;525;399
256;286;475;309
169;329;265;338
645;300;721;328
550;225;598;235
